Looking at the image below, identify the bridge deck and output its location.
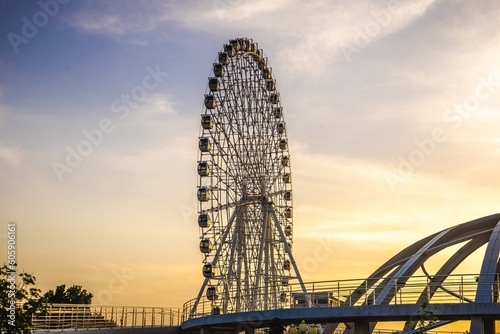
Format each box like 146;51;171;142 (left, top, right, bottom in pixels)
181;303;500;333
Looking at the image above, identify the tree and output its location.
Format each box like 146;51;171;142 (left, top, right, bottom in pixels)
416;302;438;333
0;264;46;334
44;284;93;304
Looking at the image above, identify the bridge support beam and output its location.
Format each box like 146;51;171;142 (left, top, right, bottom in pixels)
353;320;369;334
470;316;496;334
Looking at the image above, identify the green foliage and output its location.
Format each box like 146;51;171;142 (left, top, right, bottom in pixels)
44;284;93;304
0;264;46;334
416;301;438;333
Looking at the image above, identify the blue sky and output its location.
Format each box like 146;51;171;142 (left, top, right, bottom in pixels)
1;0;500;311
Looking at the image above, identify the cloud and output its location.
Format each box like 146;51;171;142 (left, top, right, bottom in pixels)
0;90;21;167
288;143;499;282
101;134;194;176
158;0;437;74
110;93;192;150
0;145;21;167
139;93;177;116
64;1;436;69
291;141;499;225
65;0;170;35
0;103;6;129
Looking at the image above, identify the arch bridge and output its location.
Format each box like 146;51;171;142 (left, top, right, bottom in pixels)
182;214;500;334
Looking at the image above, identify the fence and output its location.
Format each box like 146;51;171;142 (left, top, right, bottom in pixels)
31;304;182;331
184;273;499;318
31;273;499;329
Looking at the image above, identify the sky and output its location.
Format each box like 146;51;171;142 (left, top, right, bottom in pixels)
0;0;499;314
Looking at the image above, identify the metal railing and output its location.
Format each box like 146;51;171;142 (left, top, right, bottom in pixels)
31;304;182;331
31;273;498;330
184;273;499;318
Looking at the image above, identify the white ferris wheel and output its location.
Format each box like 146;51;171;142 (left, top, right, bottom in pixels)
193;38;307;316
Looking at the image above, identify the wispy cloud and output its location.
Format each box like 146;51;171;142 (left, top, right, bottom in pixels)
158;0;437;75
139;93;177;117
0;145;21;167
64;0;436;66
0;91;21;167
64;0;170;35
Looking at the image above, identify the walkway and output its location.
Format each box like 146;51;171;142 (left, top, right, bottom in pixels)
181;303;500;334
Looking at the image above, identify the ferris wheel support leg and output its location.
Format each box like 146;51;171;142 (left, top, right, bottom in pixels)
226;225;240;311
190;277;210;317
191;206;242;316
268;203;311;307
253;205;270;309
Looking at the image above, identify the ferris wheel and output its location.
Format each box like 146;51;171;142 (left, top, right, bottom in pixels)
193;38;307;315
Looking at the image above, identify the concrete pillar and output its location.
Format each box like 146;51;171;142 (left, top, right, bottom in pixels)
483;319;495;334
353;320;369;334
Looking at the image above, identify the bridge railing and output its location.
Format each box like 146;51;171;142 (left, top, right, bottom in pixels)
31;304;182;331
295;273;488;307
184;273;499;318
